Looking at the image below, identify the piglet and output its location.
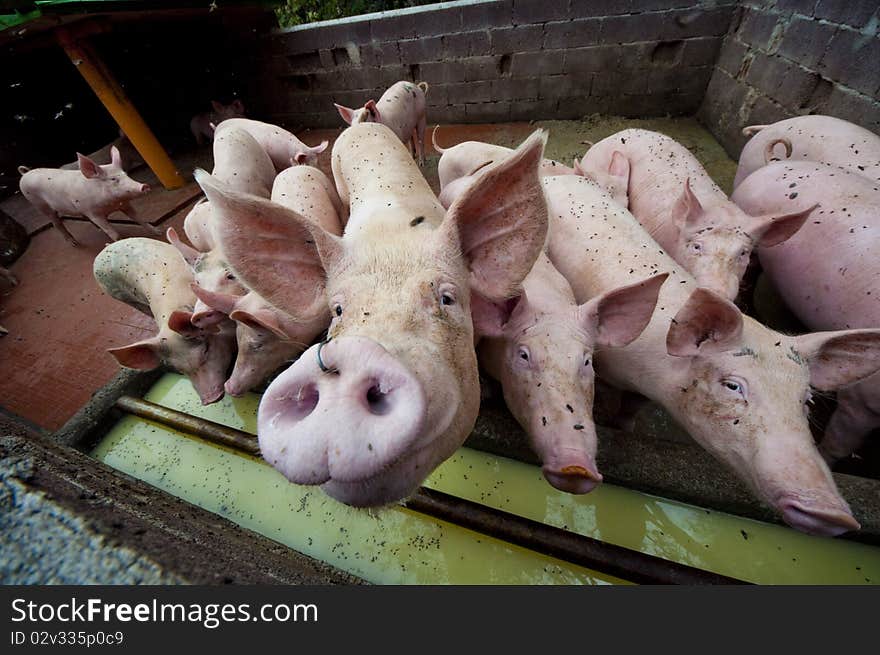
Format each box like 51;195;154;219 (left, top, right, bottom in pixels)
735;115;880;188
190;98;246;145
479;253;666;493
578;129;813;300
18;146;152;246
211;126;276;198
214;118;328;172
335;80;429;165
61;130;142;172
93;238;235;404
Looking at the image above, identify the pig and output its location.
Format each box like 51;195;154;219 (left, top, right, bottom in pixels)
577;129;814;300
543;174;880;536
189;98;246;145
735;115;880;188
18;146;153;245
731;161;880;467
93;238;235;404
213;118;329;172
190;165;344;397
202;122;549;507
334;81;429;166
478;253;667;493
210;127;276;198
60;130;142;172
432;127;576;192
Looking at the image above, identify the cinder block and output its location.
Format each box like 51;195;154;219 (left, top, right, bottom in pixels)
745;52;820;109
512;0;570;25
818;29;880;97
543;18;603;49
813;0;878;28
492;76;541;101
490;24;545;54
313;20;373;48
554;94;606;120
371;8;462;41
539;73;590;99
399;36;444;64
464;55;503;81
774;0;816;15
715;36;748;76
423;83;448;107
570;0;636;18
419;60;468;84
359;42;400;68
444;103;469;122
443;30;492;59
697;69;753;157
735;7;778;48
599;13;668;44
744;94;795;130
447;80;494;104
564;45;621;73
595;70;648;95
461;1;514;30
616;42;653;72
818;85;880;134
662;6;736;40
465;101;512;122
509;97;558;121
379;64;411;87
510;50;565;77
777;16;837;69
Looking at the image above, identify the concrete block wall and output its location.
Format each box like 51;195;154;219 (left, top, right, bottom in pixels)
699;0;880;158
262;0;735;129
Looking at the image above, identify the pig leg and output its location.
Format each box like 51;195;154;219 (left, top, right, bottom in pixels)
47;212;79;247
86;213;121;242
118;203;161;236
416;114;427;166
818;385;880;465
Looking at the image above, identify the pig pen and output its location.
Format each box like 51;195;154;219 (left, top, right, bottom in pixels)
2;0;880;584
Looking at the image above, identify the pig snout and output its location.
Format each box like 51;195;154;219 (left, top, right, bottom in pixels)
776;494;860;538
189;365;226;405
258;336;427;487
541;446;603;495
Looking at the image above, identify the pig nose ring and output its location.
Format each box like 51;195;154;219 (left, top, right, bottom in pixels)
317;337;337;374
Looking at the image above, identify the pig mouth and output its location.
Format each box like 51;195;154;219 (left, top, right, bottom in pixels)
776;495;860;537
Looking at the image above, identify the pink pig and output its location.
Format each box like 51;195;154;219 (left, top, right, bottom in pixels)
578;129;813;300
735;115;880;188
189;98;246;145
335;81;429;165
543;174;880;536
205;122;548;507
93;238;235;405
731;161;880;467
18;146;152;245
214;118;328;172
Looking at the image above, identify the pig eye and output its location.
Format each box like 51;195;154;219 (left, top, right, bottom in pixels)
689;242;702;254
333;304;343;317
518;347;530;362
583;355;591;367
721;378;746;397
739;249;749;258
441;292;455;306
226;272;236;280
437;284;457;307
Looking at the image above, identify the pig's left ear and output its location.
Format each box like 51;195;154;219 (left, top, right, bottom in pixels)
666;287;743;357
794;329;880;391
670;178;705;231
231;99;245;114
471;290;527;339
749;204;816;248
334;103;356;125
169;310;219;338
580;273;668;348
440;129;548;301
364;100;381;123
230;308;288;339
608;151;630;188
110;145;122;168
77;153;103;179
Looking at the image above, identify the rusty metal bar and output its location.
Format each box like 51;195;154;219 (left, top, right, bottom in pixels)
114;395;749;585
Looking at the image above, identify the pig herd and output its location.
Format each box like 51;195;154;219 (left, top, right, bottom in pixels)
17;78;880;539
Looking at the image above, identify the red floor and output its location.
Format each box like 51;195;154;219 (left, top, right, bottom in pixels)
0;123;533;431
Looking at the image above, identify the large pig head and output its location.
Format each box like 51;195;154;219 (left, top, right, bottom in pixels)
664;287;880;536
479;270;667;494
667;179;814;300
198;130;548;507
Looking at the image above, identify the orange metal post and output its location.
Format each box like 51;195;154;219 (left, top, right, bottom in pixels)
56;27;185;190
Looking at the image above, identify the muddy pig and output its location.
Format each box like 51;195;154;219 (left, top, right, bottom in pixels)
19;147;153;245
94;238;235;404
206;122;548;507
543;174;880;537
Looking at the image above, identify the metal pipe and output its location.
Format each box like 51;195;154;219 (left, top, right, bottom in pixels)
114;395;748;585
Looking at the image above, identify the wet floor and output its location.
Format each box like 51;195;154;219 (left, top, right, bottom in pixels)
0;115;735;431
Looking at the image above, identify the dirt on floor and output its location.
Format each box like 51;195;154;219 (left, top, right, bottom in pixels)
0;115;736;432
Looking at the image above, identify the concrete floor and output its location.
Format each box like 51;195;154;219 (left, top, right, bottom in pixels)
0;116;734;432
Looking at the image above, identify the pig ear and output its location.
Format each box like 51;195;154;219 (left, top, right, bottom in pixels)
608;151;630;187
750;204;816;248
666;287;743;357
580;273;668;348
110;145;122;168
108;338;161;370
211;100;224;113
670;178;705;230
168;310;219;337
194;169;341;317
440;129;548;300
794;329;880;391
293;152;308;165
166;227;201;266
230;308;288;339
231;99;245;114
471;290;527;339
190;282;240;315
77;153;103;179
364;100;381;122
310;140;329;155
335;103;356;125
572;157;586;176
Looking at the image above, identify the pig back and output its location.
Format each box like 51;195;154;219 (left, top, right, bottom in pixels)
212;127;276;198
271;166;345;234
94;238;197;324
732;162;880;330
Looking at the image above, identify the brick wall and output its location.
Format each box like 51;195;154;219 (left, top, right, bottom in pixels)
698;0;880;158
262;0;735;129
